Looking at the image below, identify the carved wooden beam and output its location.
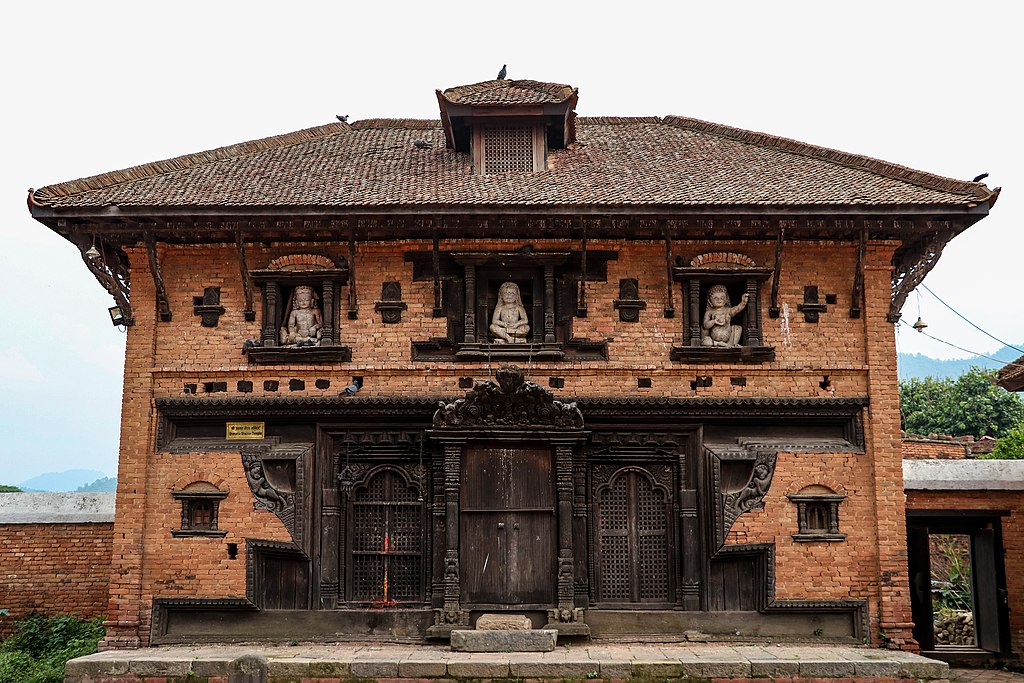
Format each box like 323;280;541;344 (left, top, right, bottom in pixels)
888;222;957;322
769;227;785;318
145;232;172;322
849;228;866;319
74;227;134;325
235;228;256;321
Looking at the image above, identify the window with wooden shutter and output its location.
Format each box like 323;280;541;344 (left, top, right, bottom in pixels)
473;124;545;174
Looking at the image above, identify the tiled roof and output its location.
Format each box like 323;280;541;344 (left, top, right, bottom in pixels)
439;79;575;106
998;355;1024;392
31;116;993;210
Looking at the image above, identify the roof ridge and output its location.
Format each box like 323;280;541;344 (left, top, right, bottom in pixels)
578;116;662;125
662;115;991;199
31;121;351;204
349;118;439;130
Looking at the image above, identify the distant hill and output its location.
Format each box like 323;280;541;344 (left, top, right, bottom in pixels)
899;344;1023;381
75;476;117;493
18;469;108;493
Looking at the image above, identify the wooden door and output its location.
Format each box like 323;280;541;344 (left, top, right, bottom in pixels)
460;444;555;606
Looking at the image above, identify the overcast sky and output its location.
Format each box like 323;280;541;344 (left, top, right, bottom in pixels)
1;1;1021;484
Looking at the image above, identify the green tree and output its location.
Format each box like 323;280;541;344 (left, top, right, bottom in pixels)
984;423;1024;460
0;485;21;493
899;367;1024;438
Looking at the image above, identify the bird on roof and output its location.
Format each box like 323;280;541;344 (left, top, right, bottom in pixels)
336;114;349;123
413;139;431;149
973;173;989;182
496;64;507;80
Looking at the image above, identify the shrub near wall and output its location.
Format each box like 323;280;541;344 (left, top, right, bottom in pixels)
0;494;114;638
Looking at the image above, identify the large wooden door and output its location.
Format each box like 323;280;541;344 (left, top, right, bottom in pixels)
460;444;555;606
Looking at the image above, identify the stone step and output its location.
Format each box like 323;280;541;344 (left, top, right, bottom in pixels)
64;642;950;682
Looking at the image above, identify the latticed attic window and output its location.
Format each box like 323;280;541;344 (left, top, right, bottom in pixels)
473;124;544;174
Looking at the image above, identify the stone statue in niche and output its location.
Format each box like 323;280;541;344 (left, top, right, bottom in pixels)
702;284;748;347
280;285;323;346
489;281;530;343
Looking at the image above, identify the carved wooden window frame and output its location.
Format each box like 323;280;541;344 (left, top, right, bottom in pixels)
788;491;847;542
246;263;352;364
343;465;428;606
172;487;228;538
671;261;775;363
591;465;676;608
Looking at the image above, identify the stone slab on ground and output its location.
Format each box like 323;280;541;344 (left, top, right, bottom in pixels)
450;628;558;652
64;641;951;682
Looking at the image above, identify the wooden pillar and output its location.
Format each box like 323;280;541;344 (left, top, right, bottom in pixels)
442;443;464;623
555;444;575;617
544;265;557;344
321;280;335;346
745;278;761;346
463;265;476;344
688;280;701;346
261;282;279;346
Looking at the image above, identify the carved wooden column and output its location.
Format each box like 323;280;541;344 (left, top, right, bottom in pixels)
572;448;589;608
554;443;575;619
442;442;465;624
678;444;701;609
745;278;761;346
261;282;279;346
463;265;477;344
688;280;702;346
320;482;341;609
431;451;446;609
321;280;335;346
544;265;557;343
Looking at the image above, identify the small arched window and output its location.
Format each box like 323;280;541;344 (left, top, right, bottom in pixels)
788;485;846;542
172;481;228;537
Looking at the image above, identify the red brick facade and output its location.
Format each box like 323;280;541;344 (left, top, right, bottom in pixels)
0;522;112;637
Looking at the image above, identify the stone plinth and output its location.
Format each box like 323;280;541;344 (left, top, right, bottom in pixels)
450;629;557;652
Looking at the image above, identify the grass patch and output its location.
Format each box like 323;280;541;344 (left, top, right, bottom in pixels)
0;613;105;683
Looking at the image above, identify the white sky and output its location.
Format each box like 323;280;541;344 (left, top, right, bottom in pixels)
1;1;1021;484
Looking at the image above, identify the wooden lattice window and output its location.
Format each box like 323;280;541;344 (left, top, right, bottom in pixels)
594;467;673;605
346;468;425;604
473;124;545;174
171;481;227;538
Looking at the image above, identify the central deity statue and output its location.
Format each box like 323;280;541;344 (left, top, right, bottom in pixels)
280;285;323;346
489;281;530;343
701;284;748;347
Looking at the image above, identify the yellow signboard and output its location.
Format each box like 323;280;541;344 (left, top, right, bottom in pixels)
226;422;265;440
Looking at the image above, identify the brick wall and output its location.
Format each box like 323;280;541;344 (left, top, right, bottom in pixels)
0;517;113;637
99;236;912;648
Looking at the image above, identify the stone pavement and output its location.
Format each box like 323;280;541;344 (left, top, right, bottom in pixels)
951;669;1024;683
65;642;952;682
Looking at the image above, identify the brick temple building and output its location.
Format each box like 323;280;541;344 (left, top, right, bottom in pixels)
28;78;998;650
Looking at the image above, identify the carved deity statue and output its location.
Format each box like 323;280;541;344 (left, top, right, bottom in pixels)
280;285;323;346
701;284;748;348
489;281;530;344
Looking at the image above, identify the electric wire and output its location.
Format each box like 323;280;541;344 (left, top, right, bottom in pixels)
920;284;1024;355
897;319;1014;365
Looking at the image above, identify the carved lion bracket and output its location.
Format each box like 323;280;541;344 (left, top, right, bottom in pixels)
888;224;957;322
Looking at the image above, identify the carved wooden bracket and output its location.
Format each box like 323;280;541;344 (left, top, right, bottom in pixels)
888;224;956;322
235;230;256;321
663;228;676;318
613;278;647;322
374;281;408;324
241;444;311;542
146;233;172;322
706;445;778;549
75;232;134;326
347;223;359;319
769;228;784;318
850;229;866;319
